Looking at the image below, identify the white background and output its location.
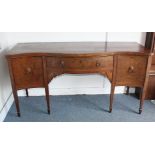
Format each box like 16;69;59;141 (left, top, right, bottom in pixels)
0;0;155;155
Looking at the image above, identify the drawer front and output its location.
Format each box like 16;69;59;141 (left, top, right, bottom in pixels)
46;56;113;70
115;55;148;86
11;57;44;89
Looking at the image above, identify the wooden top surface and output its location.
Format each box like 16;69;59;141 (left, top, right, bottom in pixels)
7;42;150;56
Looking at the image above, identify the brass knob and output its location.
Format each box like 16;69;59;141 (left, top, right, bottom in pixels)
26;67;32;74
60;60;65;67
96;62;100;67
128;66;134;73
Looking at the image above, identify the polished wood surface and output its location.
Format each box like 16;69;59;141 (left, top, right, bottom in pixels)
7;42;149;55
114;54;149;87
6;42;153;116
11;56;44;89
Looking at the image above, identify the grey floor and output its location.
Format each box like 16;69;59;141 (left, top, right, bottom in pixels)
4;94;155;122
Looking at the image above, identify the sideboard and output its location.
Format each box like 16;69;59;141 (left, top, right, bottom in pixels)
6;42;153;117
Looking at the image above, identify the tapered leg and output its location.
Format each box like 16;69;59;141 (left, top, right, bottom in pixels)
25;89;29;97
12;89;20;117
109;85;115;113
126;86;130;95
45;86;50;114
139;88;145;114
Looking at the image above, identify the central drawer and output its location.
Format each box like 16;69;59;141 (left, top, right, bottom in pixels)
46;56;113;70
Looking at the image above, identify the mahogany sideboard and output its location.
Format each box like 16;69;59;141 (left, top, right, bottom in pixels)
6;42;153;117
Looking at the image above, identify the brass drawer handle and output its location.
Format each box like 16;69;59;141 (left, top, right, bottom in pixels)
128;66;134;73
96;62;101;67
26;67;32;74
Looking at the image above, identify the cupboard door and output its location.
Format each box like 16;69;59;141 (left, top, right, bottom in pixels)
11;56;44;89
115;55;148;87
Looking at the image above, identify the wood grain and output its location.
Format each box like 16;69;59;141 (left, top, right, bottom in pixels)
6;42;153;116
